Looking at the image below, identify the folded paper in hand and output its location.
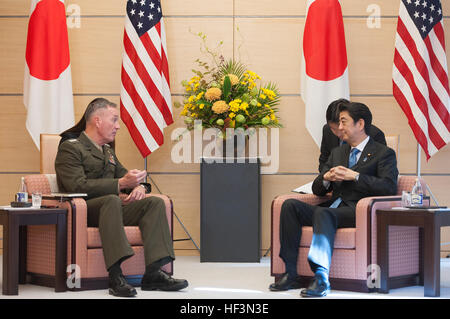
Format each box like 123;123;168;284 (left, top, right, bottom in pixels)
292;181;313;194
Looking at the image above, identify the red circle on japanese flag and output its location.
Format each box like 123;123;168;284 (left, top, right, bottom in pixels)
25;0;70;81
303;0;348;81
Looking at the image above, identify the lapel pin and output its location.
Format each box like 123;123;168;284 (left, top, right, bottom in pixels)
363;153;372;162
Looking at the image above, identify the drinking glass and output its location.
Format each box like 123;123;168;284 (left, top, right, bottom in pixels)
32;192;42;208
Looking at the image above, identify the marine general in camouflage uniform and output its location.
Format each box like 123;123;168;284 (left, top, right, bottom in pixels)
55;98;188;297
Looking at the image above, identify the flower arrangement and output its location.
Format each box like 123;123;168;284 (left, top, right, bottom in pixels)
175;33;282;138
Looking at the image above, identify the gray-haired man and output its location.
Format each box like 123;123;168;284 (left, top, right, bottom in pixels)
55;98;188;297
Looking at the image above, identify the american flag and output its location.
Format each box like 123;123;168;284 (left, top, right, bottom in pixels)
393;0;450;159
120;0;173;157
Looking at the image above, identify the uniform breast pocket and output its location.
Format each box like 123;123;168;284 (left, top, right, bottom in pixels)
83;157;105;178
103;162;116;178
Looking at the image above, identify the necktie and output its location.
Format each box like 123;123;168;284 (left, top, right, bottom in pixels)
329;148;360;208
348;148;360;168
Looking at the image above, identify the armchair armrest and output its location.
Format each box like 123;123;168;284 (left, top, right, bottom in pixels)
272;193;331;221
24;174;83;276
354;196;402;280
69;197;88;278
145;193;173;237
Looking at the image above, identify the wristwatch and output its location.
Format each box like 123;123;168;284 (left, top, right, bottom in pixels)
139;183;152;193
354;173;360;182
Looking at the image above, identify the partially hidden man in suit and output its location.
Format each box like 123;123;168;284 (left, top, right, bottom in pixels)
55;98;188;297
319;98;387;173
269;101;398;297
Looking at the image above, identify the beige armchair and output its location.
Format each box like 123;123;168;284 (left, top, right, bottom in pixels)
270;176;428;292
271;135;428;292
24;134;173;290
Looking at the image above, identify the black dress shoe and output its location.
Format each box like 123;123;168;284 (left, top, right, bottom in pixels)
109;273;137;297
141;270;188;291
300;277;330;297
269;273;302;291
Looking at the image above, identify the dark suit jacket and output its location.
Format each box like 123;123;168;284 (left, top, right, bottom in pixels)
312;138;398;211
319;124;387;173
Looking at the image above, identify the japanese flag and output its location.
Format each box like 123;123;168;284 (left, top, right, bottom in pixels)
23;0;74;150
301;0;350;146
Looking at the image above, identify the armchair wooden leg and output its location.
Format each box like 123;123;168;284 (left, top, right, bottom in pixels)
377;214;389;294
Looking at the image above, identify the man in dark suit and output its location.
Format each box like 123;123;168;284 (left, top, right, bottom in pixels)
319;99;387;172
55;98;188;297
269;101;398;297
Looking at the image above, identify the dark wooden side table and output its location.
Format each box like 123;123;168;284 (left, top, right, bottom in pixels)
377;208;450;297
0;207;67;295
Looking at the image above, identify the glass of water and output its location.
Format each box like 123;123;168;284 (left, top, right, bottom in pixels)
32;192;42;208
401;191;411;207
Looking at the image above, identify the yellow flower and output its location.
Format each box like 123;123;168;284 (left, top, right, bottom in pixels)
260;93;266;100
240;102;249;111
196;91;204;100
212;100;229;114
262;88;276;100
188;95;196;103
189;76;200;85
229;100;240;112
205;88;222;101
229;112;236;119
244;70;261;81
184;103;194;111
199;104;205;109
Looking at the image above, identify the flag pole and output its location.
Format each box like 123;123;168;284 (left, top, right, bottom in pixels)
416;143;421;178
416;144;439;205
144;157;148;183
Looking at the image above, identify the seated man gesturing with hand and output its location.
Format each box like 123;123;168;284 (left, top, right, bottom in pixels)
55;98;188;297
